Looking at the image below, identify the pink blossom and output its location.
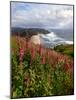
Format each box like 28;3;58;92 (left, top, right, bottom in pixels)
30;47;35;64
38;45;43;56
41;56;46;64
19;48;24;63
31;47;35;58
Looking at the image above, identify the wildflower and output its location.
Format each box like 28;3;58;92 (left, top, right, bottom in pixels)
30;47;35;64
31;47;35;58
41;55;46;64
26;41;29;49
47;50;50;58
19;48;24;63
38;45;43;56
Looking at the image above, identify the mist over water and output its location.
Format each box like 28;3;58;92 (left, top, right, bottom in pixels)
49;29;73;41
39;29;73;48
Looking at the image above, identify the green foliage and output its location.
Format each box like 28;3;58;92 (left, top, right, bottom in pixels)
11;37;19;55
11;53;24;98
22;52;52;97
11;39;74;98
50;61;73;95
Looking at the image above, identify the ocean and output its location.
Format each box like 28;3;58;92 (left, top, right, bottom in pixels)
39;29;73;48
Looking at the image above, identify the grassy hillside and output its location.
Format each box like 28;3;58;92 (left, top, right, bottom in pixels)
54;44;74;58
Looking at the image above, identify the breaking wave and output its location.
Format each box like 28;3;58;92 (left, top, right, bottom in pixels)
39;32;73;48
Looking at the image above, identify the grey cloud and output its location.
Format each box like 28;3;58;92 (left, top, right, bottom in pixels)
11;3;73;29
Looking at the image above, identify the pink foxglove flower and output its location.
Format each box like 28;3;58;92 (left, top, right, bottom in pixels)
41;56;46;64
19;48;24;63
38;45;43;56
31;47;35;58
30;47;35;64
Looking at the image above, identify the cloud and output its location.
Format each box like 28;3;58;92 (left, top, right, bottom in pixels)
11;2;73;29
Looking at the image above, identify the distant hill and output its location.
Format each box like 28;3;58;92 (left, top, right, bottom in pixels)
11;27;50;38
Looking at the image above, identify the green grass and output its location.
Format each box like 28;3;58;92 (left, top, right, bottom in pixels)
54;44;74;58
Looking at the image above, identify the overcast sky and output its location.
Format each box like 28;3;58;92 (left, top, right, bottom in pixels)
11;2;73;29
